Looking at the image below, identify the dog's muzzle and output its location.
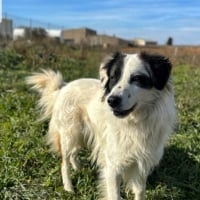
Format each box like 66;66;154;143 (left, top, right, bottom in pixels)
107;95;137;118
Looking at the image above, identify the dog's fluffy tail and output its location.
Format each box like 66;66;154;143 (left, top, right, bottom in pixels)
26;69;64;121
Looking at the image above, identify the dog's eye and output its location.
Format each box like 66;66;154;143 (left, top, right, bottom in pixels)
129;75;153;88
110;76;114;80
130;75;143;83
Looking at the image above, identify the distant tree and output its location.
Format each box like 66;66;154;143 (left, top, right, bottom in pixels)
24;27;47;40
166;37;173;45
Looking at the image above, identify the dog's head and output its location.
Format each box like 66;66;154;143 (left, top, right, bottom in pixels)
100;52;172;118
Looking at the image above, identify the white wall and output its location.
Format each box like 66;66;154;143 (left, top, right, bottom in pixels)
13;28;62;40
13;28;25;40
46;29;61;38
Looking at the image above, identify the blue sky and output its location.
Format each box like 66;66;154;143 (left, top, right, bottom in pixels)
3;0;200;45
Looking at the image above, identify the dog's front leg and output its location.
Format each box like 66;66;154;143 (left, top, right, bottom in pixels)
101;165;121;200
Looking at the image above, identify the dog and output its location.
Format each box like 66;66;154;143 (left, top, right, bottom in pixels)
26;52;176;200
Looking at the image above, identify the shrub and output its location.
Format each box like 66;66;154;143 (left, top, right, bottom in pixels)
0;49;24;69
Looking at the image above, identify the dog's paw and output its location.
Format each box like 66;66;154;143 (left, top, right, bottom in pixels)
64;184;74;193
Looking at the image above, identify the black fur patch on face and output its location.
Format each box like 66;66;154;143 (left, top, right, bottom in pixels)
129;73;153;89
103;52;125;96
139;52;172;90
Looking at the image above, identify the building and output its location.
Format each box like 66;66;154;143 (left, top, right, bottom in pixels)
61;27;129;47
61;28;97;45
13;28;25;40
133;38;157;46
46;29;61;39
0;18;13;39
89;34;129;47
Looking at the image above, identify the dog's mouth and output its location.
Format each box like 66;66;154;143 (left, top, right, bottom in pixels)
112;104;137;118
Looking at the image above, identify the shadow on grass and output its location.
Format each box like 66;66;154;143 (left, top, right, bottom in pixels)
148;145;200;200
61;146;200;200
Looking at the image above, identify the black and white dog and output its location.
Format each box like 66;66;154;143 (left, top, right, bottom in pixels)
27;52;176;200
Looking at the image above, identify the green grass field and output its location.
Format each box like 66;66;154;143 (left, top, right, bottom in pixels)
0;45;200;199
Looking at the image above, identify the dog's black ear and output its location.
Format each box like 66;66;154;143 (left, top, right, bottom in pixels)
140;52;172;90
99;52;124;97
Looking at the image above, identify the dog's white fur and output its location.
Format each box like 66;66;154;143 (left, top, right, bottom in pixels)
27;53;176;200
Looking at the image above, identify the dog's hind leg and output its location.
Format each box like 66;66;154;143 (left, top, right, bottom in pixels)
60;124;83;192
61;156;74;192
60;132;75;192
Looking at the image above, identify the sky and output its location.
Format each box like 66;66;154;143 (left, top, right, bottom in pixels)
2;0;200;45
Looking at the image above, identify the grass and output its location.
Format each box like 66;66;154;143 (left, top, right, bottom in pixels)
0;44;200;199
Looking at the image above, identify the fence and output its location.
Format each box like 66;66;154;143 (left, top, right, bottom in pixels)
3;13;63;30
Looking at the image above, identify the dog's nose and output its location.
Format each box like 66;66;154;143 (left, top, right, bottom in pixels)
107;96;121;108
